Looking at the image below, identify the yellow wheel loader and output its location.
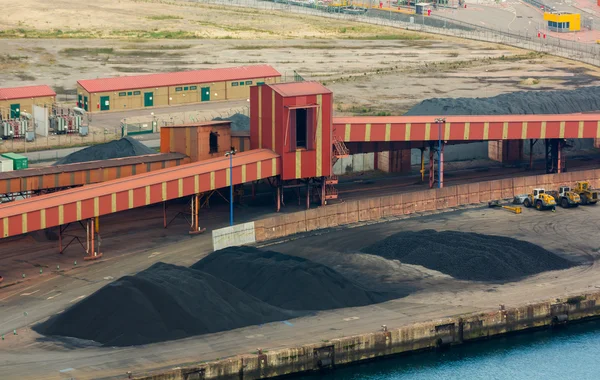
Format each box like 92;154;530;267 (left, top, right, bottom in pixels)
547;186;580;208
573;181;599;205
522;188;557;211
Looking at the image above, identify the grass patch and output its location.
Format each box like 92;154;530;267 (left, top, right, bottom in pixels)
60;47;114;56
15;73;36;81
231;44;337;50
0;55;27;63
122;44;192;50
112;66;152;73
354;34;426;40
146;15;183;21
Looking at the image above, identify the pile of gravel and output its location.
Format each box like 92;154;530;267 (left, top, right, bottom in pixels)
405;86;600;116
212;113;249;132
53;137;156;165
361;230;574;282
33;262;298;346
192;246;397;310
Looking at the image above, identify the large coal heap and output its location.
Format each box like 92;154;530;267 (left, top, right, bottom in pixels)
361;230;574;282
33;262;298;347
405;86;600;116
53;136;156;166
192;246;399;310
212;113;250;132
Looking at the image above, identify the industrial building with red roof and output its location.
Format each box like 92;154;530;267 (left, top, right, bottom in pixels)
0;85;56;119
76;65;282;113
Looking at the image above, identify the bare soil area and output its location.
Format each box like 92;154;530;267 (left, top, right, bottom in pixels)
0;0;599;151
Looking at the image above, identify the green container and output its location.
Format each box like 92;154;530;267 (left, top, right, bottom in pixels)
1;153;28;170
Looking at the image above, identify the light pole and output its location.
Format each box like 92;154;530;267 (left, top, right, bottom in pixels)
434;117;446;189
225;147;237;226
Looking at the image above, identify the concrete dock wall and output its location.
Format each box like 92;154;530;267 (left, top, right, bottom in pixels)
253;168;600;244
134;292;600;380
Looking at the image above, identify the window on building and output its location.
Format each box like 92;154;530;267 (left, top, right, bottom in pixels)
240;82;245;86
209;131;219;153
232;82;239;87
133;91;141;95
566;22;570;29
176;87;182;92
291;108;315;150
190;86;197;90
184;86;189;91
127;91;133;96
245;81;252;85
119;92;126;96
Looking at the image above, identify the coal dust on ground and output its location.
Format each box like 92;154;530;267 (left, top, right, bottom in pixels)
361;230;575;282
192;246;399;311
53;136;156;165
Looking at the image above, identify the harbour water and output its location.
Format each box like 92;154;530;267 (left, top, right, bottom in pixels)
296;318;600;380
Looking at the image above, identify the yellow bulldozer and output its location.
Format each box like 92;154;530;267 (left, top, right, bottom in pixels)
573;181;599;205
522;188;556;211
547;186;580;208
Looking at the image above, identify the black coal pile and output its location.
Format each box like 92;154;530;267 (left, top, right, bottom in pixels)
213;113;249;132
53;136;156;165
33;262;298;346
405;86;600;116
361;230;574;282
192;246;398;310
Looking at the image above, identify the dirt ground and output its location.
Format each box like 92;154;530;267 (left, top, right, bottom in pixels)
1;0;599;154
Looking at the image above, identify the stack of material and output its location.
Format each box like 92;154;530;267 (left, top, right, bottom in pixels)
33;262;298;346
212;113;250;132
405;86;600;115
53;137;156;165
361;230;574;282
192;246;397;310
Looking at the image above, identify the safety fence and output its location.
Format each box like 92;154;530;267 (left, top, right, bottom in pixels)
192;0;600;66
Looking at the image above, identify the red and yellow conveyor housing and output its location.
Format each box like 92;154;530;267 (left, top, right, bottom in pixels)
0;149;280;240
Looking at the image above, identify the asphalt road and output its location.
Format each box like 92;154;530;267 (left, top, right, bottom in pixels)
0;201;599;379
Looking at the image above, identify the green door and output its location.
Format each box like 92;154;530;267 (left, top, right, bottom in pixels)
78;94;83;108
201;87;210;102
10;104;20;119
100;96;110;111
84;96;88;111
144;92;154;107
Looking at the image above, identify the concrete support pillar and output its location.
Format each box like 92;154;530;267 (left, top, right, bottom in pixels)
377;150;411;173
489;140;524;164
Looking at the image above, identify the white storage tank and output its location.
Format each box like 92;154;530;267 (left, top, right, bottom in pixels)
0;158;14;172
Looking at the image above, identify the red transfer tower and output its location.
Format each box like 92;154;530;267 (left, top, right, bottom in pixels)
250;82;341;207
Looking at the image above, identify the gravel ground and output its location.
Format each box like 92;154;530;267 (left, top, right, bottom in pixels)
192;246;400;311
53;137;156;165
405;86;600;115
361;230;576;282
32;262;299;346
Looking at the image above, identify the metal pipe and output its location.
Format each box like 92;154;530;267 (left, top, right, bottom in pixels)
420;148;425;182
229;153;233;226
195;194;199;232
434;118;446;189
86;220;89;254
163;201;167;228
91;219;95;257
